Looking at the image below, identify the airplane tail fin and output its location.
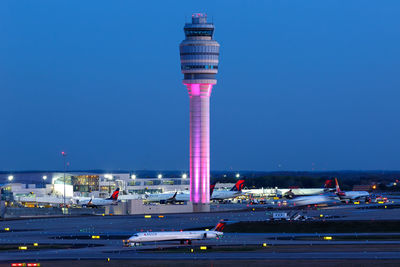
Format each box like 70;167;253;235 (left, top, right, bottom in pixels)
169;191;177;201
324;178;334;189
212;220;227;232
107;188;120;200
284;189;295;199
334;178;341;192
334;178;346;196
230;180;245;192
210;181;217;197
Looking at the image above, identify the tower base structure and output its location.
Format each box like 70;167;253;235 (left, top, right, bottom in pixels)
192;203;210;213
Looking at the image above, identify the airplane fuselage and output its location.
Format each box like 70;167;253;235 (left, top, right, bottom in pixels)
78;198;116;207
127;230;222;244
211;190;242;200
338;191;369;201
290;194;338;207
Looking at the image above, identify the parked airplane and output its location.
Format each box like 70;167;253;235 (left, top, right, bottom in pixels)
124;220;227;246
334;178;370;202
158;192;178;204
145;191;184;203
289;193;339;207
77;188;120;207
284;178;336;199
211;180;245;200
285;179;342;207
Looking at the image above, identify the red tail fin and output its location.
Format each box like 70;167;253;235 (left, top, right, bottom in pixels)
213;221;227;232
334;178;346;196
334;178;341;192
210;182;216;197
324;179;334;189
108;188;120;200
231;180;245;192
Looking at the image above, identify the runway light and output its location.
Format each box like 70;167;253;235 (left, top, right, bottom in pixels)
12;264;27;267
33;243;38;246
18;246;28;250
107;258;110;262
385;206;387;209
27;264;40;267
323;236;332;240
378;201;384;204
4;227;10;231
158;215;164;218
144;215;151;218
354;201;360;204
102;214;105;216
320;214;324;218
263;243;268;247
190;248;194;253
91;235;100;239
200;246;207;250
205;229;209;231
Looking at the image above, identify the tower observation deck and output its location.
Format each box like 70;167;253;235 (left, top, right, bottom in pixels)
179;13;220;212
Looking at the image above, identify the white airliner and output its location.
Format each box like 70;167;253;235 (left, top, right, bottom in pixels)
211;180;245;200
334;178;370;202
289;194;339;207
144;191;183;203
283;178;337;199
284;178;341;207
77;188;120;207
124;220;226;246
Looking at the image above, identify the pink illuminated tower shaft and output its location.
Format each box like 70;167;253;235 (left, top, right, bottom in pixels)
186;84;213;207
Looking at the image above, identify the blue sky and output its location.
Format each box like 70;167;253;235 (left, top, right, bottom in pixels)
1;0;399;171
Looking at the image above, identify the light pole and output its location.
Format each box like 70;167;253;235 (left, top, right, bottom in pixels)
61;151;66;207
43;175;47;188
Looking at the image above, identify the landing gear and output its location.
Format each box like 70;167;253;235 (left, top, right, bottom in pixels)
180;240;192;245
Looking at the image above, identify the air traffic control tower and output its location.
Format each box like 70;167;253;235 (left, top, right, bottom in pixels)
179;13;220;212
